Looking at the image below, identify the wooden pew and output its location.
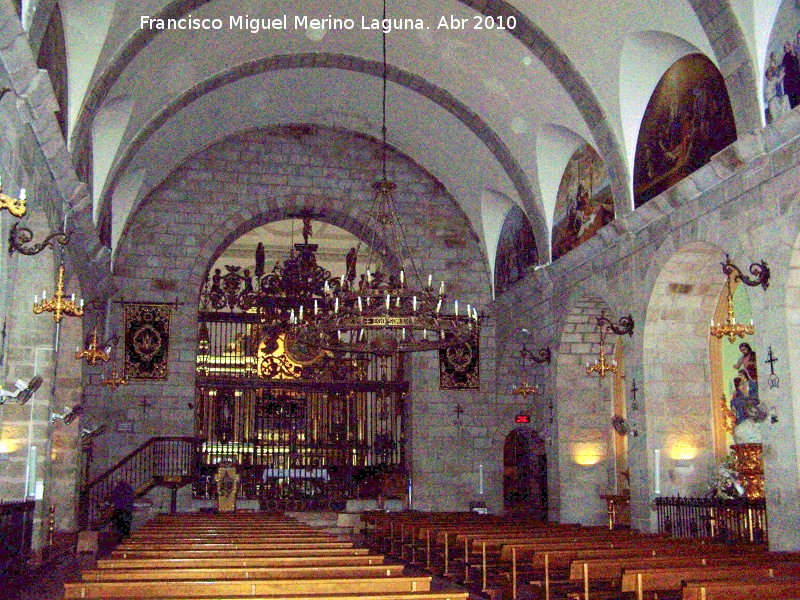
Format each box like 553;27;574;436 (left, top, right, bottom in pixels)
566;555;779;600
682;576;800;600
111;547;369;560
78;512;472;600
73;593;470;600
82;563;406;582
513;537;765;599
120;534;337;545
467;531;672;592
621;564;800;600
97;553;384;570
64;575;435;598
432;525;600;578
114;540;356;551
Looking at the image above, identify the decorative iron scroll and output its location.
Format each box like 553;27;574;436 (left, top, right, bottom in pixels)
8;222;71;256
721;254;770;291
202;243;333;314
124;304;171;379
439;337;479;390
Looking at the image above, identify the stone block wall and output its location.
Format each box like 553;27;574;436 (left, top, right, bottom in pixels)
103;126;496;512
492;110;800;549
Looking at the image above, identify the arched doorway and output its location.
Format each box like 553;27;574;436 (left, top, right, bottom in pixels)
503;429;547;518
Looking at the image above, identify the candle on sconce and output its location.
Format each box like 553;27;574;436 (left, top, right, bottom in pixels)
654;448;661;495
479;464;484;495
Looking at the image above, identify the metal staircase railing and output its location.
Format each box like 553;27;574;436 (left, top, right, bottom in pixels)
79;436;200;529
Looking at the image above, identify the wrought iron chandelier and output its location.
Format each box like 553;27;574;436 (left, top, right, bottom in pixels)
586;311;634;379
289;2;479;356
512;344;551;399
709;254;769;343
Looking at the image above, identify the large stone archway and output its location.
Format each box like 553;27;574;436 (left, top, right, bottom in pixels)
98;126;493;511
642;243;727;509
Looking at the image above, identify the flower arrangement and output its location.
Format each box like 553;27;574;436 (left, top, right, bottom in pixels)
708;452;745;500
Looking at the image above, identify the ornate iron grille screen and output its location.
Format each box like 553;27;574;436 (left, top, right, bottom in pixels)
195;235;408;508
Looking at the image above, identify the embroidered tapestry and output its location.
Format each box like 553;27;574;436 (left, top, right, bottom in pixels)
124;303;171;379
439;338;479;390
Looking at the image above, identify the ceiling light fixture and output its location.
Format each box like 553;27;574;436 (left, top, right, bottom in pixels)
290;1;479;355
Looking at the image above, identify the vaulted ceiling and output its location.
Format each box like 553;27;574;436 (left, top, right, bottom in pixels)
36;0;785;282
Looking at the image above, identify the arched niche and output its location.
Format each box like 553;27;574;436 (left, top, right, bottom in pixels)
642;242;726;502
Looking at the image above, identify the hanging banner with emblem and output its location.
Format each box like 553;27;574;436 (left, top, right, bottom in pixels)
124;303;172;379
439;338;479;390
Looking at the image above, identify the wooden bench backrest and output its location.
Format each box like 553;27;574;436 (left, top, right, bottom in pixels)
97;553;384;570
568;554;769;581
63;575;433;598
111;547;365;559
681;576;800;600
83;563;406;582
621;564;800;592
116;540;354;550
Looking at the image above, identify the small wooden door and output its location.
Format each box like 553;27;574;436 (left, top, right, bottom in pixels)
503;429;547;518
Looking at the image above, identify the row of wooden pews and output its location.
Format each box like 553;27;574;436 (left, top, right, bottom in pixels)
64;512;469;600
364;510;800;600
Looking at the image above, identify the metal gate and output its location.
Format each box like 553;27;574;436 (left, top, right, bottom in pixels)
194;236;408;508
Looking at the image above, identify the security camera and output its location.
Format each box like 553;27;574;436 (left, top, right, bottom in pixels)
51;404;84;425
80;423;106;444
0;375;43;406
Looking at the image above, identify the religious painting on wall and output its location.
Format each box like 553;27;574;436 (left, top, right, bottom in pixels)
494;205;538;295
124;303;171;379
762;2;799;124
439;338;479;390
633;53;737;208
551;143;615;260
